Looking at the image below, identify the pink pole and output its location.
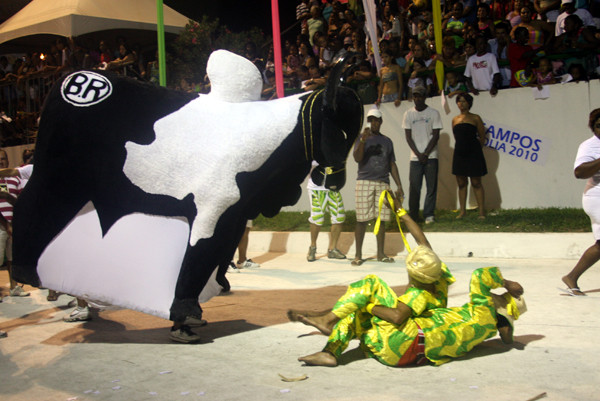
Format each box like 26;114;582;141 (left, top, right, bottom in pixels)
271;0;284;98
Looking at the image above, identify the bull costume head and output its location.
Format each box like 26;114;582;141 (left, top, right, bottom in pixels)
11;50;362;322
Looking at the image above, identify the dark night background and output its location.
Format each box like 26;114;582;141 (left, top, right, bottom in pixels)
1;1;299;37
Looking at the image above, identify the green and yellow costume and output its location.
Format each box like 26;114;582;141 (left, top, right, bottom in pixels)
323;266;507;367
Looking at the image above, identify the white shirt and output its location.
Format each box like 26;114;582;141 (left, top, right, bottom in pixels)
575;135;600;196
555;9;596;36
402;106;443;161
464;52;500;91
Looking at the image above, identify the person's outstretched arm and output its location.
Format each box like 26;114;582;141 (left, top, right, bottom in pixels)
400;213;432;248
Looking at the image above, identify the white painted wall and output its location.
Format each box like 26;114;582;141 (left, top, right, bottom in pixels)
285;79;600;212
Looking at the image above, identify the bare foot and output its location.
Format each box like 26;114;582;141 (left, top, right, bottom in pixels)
478;214;486;220
562;276;585;295
456;212;466;219
287;309;330;322
298;351;338;367
498;325;514;344
297;313;337;336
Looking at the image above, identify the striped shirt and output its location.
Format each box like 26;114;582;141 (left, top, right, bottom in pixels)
0;176;21;222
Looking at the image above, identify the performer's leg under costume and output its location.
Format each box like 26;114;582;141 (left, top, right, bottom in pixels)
416;266;505;365
323;275;399;358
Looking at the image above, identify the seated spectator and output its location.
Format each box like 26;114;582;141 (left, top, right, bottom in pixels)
388;38;408;69
511;4;554;51
296;65;311;87
419;10;435;46
492;0;513;20
404;36;418;64
261;70;277;100
348;30;366;56
382;20;394;40
464;36;501;95
509;26;538;87
98;40;113;67
461;0;479;24
298;40;317;68
506;0;524;27
568;63;588;82
555;0;596;36
552;14;600;72
476;4;496;41
434;37;466;68
408;60;433;99
463;38;477;62
533;57;557;86
308;5;327;46
286;43;301;75
462;22;478;42
303;65;326;91
106;43;136;73
296;0;311;36
489;21;512;88
443;70;468;97
347;60;378;104
405;41;433;78
442;2;466;48
329;37;349;64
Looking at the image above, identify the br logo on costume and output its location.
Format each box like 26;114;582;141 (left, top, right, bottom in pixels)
61;72;112;107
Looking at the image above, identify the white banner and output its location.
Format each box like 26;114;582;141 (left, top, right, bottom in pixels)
483;120;550;165
362;0;381;73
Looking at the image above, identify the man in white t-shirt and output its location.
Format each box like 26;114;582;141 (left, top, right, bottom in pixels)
306;162;347;262
464;36;501;95
555;0;596;36
402;86;442;224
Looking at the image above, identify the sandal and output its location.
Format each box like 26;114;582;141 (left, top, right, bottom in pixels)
378;257;394;263
559;287;586;296
351;259;364;266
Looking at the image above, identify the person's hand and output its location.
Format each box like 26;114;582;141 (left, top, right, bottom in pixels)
395;188;404;205
374;98;381;107
360;127;372;142
417;153;428;164
504;279;524;298
394;98;401;107
490;86;498;96
471;88;480;96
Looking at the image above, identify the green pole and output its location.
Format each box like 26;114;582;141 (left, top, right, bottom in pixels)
156;0;167;87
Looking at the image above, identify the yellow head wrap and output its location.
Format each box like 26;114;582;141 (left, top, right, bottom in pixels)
405;245;442;284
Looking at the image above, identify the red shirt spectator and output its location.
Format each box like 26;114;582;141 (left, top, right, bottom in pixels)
508;27;536;87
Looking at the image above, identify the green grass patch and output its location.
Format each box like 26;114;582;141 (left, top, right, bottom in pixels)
254;208;590;233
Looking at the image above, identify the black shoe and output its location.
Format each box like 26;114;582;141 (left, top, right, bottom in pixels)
169;325;201;343
184;316;208;327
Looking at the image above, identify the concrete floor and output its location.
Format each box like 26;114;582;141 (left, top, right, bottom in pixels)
1;233;600;401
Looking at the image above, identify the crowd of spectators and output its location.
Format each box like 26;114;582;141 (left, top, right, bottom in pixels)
0;36;156;146
252;0;600;103
1;0;600;144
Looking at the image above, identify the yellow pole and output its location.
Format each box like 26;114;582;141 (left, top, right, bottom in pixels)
431;0;444;91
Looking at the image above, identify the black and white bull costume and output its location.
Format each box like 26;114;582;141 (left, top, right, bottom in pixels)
11;50;362;321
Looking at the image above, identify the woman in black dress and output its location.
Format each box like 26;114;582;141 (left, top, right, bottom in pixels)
452;93;487;219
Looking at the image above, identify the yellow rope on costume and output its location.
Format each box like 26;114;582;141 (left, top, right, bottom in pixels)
300;89;324;161
373;190;412;253
506;295;521;320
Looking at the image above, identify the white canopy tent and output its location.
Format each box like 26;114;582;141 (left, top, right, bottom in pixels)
0;0;190;44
